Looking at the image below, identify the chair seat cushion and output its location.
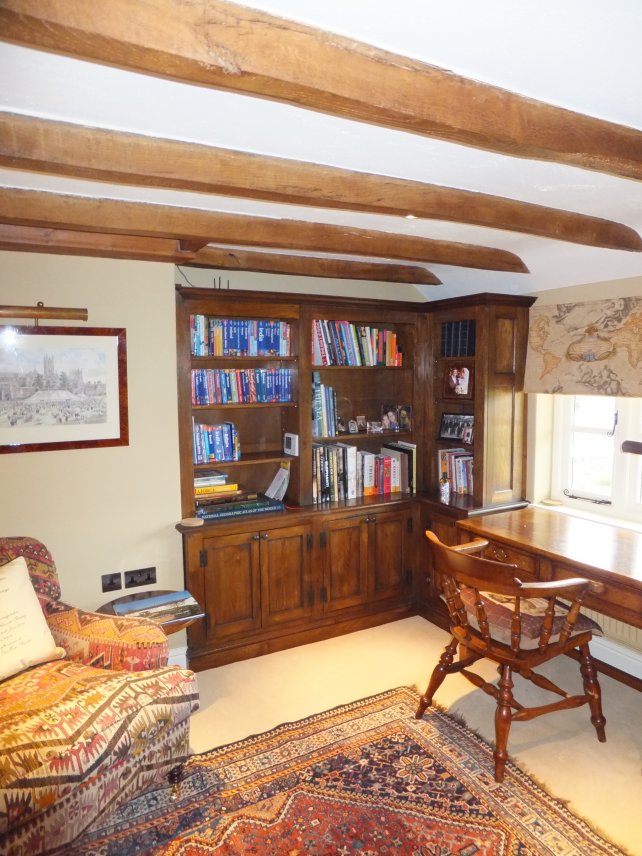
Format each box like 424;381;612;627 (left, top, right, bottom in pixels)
0;658;199;838
458;586;602;649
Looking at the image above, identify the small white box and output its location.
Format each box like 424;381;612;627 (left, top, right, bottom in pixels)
283;433;299;456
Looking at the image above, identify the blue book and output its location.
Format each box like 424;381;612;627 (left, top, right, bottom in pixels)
114;590;191;615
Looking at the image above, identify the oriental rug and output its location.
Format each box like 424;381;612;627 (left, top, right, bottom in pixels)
70;687;625;856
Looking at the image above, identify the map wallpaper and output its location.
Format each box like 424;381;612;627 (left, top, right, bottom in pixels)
524;297;642;396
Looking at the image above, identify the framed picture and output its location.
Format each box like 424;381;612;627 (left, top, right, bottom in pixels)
381;404;400;432
439;412;474;441
0;326;128;454
443;363;474;400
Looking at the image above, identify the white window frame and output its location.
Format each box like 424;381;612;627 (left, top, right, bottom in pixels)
550;395;642;524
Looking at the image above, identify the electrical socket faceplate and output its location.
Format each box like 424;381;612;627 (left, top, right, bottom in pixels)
101;572;122;593
124;567;157;588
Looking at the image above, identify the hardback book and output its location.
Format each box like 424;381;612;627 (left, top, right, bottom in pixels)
196;496;285;520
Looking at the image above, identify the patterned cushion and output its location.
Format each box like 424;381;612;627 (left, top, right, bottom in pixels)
0;659;199;851
46;603;169;671
0;557;65;681
0;537;60;607
458;586;602;649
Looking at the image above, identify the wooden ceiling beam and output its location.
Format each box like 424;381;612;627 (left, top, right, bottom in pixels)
1;114;639;252
0;223;196;262
188;246;441;284
1;1;642;181
0;188;529;272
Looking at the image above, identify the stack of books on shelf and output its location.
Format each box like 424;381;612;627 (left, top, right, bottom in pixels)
311;441;416;504
193;468;285;520
191;316;291;357
312;372;337;438
191;367;292;404
312;319;403;367
438;447;474;495
192;420;240;464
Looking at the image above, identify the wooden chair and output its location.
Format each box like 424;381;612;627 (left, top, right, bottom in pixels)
416;530;606;782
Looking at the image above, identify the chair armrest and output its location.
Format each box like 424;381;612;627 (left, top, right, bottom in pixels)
45;601;169;671
451;538;489;555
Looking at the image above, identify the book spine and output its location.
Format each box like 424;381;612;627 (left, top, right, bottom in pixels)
196;499;284;520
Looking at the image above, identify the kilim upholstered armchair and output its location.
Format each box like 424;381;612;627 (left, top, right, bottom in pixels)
0;536;199;856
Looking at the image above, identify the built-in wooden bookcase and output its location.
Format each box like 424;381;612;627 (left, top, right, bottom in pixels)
423;293;535;512
176;289;302;517
176;288;424;516
298;304;420;506
175;286;534;668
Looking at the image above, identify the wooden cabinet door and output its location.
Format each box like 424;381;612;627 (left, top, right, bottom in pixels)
200;531;262;644
260;524;314;628
320;514;369;613
368;508;411;601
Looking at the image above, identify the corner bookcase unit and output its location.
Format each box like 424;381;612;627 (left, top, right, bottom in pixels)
423;293;535;513
176;289;301;517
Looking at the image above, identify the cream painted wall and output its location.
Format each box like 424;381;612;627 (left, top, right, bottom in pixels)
0;252;183;614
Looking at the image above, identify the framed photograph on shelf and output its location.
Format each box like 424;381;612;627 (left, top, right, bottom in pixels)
0;326;128;454
439;412;474;442
443;363;474;400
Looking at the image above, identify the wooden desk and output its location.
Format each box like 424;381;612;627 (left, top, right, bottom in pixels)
457;506;642;630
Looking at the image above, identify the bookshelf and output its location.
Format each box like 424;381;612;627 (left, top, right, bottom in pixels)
176;290;301;519
175;287;534;668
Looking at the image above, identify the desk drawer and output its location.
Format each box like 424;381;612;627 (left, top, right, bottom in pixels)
483;539;539;580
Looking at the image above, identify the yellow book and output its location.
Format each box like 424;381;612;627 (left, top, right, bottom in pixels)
194;483;238;495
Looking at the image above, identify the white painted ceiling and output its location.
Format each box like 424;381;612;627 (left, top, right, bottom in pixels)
1;0;642;300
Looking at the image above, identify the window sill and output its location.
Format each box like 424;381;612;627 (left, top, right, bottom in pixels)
532;501;642;535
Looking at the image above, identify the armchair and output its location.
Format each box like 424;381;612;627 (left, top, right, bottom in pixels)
416;530;606;782
0;537;199;856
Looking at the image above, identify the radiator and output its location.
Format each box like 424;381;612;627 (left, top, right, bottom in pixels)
585;610;642;652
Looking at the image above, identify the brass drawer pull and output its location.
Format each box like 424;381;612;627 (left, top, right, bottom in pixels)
490;545;508;562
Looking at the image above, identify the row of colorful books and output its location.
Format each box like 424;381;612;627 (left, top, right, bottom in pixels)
312;319;403;367
192;420;241;465
312;440;416;504
190;315;292;357
438;447;474;495
191;367;293;405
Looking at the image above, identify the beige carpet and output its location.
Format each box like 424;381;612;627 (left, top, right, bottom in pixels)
190;616;641;855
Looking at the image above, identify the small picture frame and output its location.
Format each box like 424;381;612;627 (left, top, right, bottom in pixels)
381;404;400;432
348;419;359;434
367;421;383;434
397;404;412;432
443;363;474;400
439;412;474;441
356;414;367;432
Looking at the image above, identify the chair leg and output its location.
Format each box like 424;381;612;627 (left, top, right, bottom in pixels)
579;642;606;742
494;664;514;783
415;636;459;719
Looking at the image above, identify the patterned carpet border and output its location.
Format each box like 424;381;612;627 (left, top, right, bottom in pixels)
71;686;628;856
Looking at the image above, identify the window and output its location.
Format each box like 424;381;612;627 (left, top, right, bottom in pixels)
550;395;642;523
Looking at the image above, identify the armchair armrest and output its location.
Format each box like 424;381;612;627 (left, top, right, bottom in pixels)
45;601;169;671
